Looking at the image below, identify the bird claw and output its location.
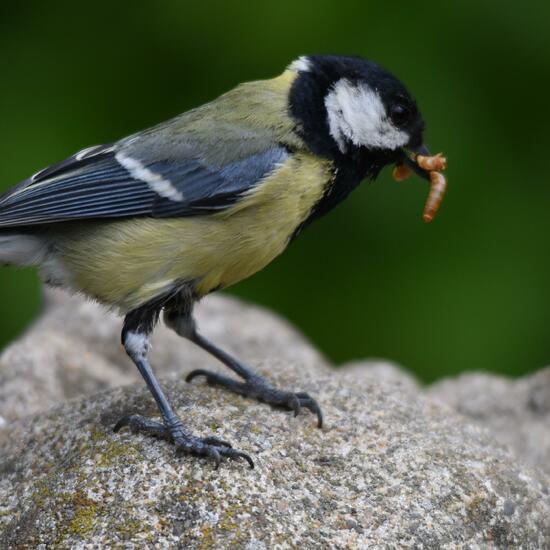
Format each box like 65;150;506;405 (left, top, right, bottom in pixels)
201;436;233;448
114;414;171;439
114;414;254;469
294;391;324;428
186;369;324;428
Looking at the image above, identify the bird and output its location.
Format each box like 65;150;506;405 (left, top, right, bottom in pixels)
0;54;446;469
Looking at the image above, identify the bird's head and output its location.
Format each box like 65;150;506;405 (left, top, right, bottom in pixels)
287;54;446;221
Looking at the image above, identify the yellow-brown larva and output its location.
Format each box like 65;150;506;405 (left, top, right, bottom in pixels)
423;171;447;223
416;153;447;172
392;164;413;181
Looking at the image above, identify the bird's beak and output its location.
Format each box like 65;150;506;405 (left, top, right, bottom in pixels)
393;144;448;223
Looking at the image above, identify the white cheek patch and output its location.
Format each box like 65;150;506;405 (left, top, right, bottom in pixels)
325;79;409;152
116;151;184;202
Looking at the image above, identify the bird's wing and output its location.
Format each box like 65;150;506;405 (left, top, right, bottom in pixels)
0;137;289;228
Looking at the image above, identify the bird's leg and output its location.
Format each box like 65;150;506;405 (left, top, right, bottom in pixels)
113;304;253;469
164;307;323;428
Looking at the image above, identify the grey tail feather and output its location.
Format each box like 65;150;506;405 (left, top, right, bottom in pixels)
0;232;47;267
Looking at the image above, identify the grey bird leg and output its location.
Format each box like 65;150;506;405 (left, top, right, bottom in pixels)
164;306;323;428
113;299;253;469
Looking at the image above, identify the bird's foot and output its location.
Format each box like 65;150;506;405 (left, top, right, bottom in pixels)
186;370;323;428
113;414;254;469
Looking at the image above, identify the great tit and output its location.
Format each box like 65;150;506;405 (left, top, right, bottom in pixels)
0;55;446;469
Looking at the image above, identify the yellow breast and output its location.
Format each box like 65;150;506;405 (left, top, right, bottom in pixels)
54;152;333;311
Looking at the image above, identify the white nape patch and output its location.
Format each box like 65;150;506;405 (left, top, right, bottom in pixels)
115;151;184;202
288;56;311;73
325;79;409;153
124;331;151;358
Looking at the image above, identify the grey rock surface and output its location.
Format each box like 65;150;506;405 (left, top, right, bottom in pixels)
1;363;548;548
429;368;550;476
0;291;548;548
0;288;327;423
339;359;420;392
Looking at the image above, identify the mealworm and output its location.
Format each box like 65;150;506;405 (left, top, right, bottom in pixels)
423;171;447;223
417;153;447;172
392;164;413;181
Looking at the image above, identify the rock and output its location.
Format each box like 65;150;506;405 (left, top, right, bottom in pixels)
0;361;548;548
0;291;549;547
339;359;419;392
428;368;550;476
0;288;328;423
0;329;131;425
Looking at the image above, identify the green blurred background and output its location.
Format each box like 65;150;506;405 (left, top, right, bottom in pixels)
0;1;549;382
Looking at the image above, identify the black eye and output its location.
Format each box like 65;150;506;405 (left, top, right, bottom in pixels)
389;103;410;126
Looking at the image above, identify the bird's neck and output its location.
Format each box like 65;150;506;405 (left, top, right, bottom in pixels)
291;146;401;239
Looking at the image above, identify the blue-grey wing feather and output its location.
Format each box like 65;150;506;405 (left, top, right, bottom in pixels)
0;142;288;227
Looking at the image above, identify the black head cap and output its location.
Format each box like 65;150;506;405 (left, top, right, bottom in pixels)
288;55;425;166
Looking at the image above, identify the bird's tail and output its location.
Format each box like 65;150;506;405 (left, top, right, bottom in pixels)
0;232;47;267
